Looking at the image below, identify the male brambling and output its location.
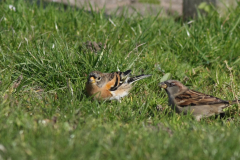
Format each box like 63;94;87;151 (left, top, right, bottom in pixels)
159;80;239;121
86;70;151;101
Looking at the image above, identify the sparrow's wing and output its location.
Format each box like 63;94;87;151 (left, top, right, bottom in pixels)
175;89;229;107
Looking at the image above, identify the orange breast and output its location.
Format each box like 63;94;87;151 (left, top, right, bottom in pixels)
85;82;112;100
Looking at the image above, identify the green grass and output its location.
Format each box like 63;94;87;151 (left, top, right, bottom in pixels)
1;0;240;159
138;0;160;4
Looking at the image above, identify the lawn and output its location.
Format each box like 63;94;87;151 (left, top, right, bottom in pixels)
1;0;240;159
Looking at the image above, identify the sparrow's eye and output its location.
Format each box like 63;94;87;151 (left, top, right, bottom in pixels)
96;77;101;81
170;83;176;87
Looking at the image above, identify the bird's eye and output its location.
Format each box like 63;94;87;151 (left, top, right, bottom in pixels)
170;83;175;87
96;77;101;81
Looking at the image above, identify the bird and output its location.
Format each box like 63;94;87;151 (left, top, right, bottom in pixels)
159;80;239;121
85;70;151;102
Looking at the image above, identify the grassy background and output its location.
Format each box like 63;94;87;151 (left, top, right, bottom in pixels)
139;0;160;4
1;0;240;159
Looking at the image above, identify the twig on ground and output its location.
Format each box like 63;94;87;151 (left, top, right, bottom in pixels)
125;43;146;59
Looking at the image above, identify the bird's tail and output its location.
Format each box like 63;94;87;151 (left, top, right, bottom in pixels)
127;74;151;84
229;100;240;105
120;70;132;79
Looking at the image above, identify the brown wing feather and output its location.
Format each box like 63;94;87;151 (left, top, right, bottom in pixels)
175;89;228;107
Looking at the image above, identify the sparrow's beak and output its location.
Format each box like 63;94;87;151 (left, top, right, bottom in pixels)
88;76;96;84
159;82;167;89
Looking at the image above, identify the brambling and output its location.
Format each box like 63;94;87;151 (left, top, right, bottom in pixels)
159;80;239;121
86;70;151;101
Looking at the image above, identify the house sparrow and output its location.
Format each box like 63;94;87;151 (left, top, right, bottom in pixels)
159;80;239;121
86;70;151;102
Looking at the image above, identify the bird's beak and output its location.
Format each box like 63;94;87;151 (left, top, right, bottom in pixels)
88;77;96;84
159;82;167;89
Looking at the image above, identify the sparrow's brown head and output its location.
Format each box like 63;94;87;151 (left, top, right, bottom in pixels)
159;80;188;96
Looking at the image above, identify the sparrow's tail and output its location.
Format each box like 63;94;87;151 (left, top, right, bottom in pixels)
127;74;151;84
229;100;240;104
